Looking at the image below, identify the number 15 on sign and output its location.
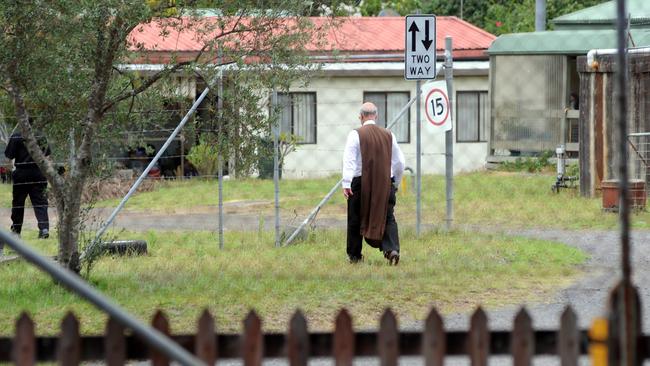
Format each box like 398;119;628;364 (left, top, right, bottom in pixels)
421;80;452;132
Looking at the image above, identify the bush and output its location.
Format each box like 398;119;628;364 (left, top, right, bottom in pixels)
499;150;554;173
187;136;219;177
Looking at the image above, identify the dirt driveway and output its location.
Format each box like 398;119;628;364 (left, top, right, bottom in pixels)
440;228;650;332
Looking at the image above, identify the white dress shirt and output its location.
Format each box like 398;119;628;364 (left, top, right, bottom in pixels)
342;120;406;189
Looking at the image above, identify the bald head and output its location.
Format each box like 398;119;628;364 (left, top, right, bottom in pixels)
359;102;378;123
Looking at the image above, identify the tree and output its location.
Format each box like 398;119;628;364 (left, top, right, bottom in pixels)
480;0;607;35
355;0;608;36
0;0;330;272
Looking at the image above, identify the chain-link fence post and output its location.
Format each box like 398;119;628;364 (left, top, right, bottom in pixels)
272;89;280;248
444;37;454;231
217;53;225;250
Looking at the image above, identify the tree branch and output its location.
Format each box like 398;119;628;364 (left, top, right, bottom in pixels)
101;13;251;113
74;16;129;183
101;58;195;114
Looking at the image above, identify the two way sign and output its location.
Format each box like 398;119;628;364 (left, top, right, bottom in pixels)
404;15;437;80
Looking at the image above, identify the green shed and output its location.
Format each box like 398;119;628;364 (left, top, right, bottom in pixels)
487;0;650;159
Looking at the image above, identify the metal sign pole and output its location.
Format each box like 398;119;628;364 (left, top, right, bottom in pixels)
444;37;454;231
416;79;422;237
405;14;436;237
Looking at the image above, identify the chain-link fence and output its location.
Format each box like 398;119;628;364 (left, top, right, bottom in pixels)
2;2;649;250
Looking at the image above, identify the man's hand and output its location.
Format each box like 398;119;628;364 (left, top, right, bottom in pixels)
343;188;353;199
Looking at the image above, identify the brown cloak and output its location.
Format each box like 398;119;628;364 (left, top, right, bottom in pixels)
357;124;393;240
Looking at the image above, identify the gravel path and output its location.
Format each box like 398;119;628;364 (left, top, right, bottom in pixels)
3;207;649;333
441;228;650;332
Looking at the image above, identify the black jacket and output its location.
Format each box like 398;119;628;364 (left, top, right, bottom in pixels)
5;132;51;172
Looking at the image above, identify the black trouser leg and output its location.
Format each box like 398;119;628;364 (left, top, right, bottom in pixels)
29;182;49;231
11;181;29;233
346;177;363;260
381;185;400;253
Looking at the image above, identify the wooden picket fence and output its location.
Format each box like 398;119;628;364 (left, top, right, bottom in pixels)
0;305;604;366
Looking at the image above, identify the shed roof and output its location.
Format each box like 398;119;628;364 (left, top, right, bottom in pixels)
129;16;496;63
488;28;650;55
488;0;650;55
552;0;650;29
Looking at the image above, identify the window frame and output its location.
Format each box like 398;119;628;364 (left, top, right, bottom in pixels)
276;91;317;145
363;91;411;143
456;90;488;143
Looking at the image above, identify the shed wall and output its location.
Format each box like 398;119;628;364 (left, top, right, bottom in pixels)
578;53;650;197
490;55;567;155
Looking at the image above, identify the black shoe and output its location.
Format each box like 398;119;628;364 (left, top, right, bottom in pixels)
349;255;364;264
38;229;49;239
10;226;20;237
386;250;399;266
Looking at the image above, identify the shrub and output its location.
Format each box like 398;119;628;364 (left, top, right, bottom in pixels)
499;150;554;173
187;136;219;177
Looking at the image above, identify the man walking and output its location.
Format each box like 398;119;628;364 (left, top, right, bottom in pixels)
342;102;405;265
5;130;51;240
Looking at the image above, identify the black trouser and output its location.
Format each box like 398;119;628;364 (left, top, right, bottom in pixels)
11;169;49;233
346;176;399;260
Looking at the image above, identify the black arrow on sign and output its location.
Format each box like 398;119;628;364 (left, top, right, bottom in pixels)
421;20;433;50
408;21;419;52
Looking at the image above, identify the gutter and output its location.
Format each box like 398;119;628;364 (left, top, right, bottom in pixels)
117;60;490;76
586;46;650;70
309;53;403;61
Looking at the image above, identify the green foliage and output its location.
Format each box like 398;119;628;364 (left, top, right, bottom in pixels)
186;0;359;16
187;135;220;176
566;162;579;177
480;0;607;35
0;0;331;269
356;0;608;36
499;151;554;173
359;0;422;16
278;132;300;165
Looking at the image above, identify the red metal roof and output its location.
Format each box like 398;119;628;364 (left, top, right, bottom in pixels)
129;16;496;63
308;17;496;57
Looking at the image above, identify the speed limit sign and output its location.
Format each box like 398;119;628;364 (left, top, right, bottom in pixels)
422;81;452;132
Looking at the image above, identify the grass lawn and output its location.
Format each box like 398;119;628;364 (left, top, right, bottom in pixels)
95;171;650;230
0;182;11;206
0;229;586;335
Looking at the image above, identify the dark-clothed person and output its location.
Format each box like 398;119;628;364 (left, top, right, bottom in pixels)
342;102;405;265
5;132;50;239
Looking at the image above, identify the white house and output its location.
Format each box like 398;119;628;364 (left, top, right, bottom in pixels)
130;16;496;178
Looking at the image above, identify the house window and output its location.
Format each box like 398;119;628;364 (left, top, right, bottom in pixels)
277;92;316;144
363;92;410;143
457;91;488;143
